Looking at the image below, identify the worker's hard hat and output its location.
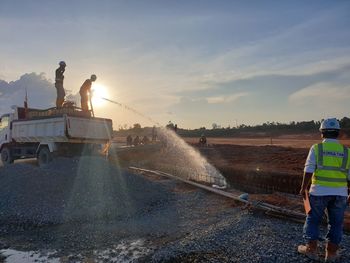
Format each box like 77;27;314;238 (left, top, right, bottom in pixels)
91;74;97;81
319;118;340;131
59;61;66;67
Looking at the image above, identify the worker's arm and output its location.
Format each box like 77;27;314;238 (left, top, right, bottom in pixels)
300;172;313;199
300;145;316;199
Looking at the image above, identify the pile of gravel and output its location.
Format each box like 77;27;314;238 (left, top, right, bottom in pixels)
0;157;174;226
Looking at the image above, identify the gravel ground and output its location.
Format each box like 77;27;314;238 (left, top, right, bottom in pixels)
0;158;349;262
0;157;174;225
147;210;350;263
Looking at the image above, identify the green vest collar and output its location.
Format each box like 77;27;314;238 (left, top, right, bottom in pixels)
322;138;339;143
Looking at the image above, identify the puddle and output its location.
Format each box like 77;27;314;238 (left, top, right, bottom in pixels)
0;239;152;263
0;249;59;263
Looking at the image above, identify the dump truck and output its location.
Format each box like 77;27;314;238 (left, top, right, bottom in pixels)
0;106;113;167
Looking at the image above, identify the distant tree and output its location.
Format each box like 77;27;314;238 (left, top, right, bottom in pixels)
133;123;141;129
212;123;218;129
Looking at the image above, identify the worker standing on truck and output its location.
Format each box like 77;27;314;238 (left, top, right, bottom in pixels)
55;61;66;108
298;118;350;262
79;74;97;111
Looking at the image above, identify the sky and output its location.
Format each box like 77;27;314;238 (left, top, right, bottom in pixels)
1;0;350;129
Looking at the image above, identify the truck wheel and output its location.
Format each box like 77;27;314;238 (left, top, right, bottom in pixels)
1;147;14;165
38;147;53;167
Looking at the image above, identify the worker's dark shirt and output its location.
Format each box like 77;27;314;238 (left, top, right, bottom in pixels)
55;67;65;83
80;79;92;96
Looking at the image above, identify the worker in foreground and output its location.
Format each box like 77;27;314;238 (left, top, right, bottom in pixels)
55;61;66;107
298;118;350;262
79;74;97;111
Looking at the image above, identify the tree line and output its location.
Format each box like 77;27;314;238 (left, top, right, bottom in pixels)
115;117;350;138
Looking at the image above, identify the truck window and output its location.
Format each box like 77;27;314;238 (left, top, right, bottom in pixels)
0;116;9;131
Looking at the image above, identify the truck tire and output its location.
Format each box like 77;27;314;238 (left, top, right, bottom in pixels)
1;146;14;165
38;147;53;167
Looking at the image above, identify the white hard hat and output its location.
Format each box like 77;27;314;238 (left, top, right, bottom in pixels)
319;118;340;131
59;61;66;66
91;74;97;81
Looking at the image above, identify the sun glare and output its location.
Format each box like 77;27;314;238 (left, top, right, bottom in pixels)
91;84;109;108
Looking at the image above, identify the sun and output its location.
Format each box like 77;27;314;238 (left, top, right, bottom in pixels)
91;84;109;108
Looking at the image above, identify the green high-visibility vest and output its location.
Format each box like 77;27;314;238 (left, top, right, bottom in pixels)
312;142;350;187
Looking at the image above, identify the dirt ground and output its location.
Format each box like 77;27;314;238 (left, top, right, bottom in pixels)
184;136;350;148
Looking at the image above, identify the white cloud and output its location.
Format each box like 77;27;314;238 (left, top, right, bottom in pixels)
289;82;350;103
0;73;55;112
206;92;249;104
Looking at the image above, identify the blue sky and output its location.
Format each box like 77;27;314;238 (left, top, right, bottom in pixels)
0;0;350;128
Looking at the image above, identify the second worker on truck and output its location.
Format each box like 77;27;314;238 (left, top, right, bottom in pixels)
79;74;97;111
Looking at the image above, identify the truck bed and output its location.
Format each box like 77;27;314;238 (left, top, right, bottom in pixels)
12;115;113;143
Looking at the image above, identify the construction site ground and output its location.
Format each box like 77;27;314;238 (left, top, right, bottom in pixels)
1;136;350;262
192;137;350;232
114;135;350;239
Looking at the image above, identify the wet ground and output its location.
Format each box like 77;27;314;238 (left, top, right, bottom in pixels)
1;157;350;262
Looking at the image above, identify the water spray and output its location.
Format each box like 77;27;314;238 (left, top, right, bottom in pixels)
98;94;227;187
100;97;161;126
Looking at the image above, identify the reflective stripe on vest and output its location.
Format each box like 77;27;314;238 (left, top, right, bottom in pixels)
313;175;347;183
312;142;349;187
